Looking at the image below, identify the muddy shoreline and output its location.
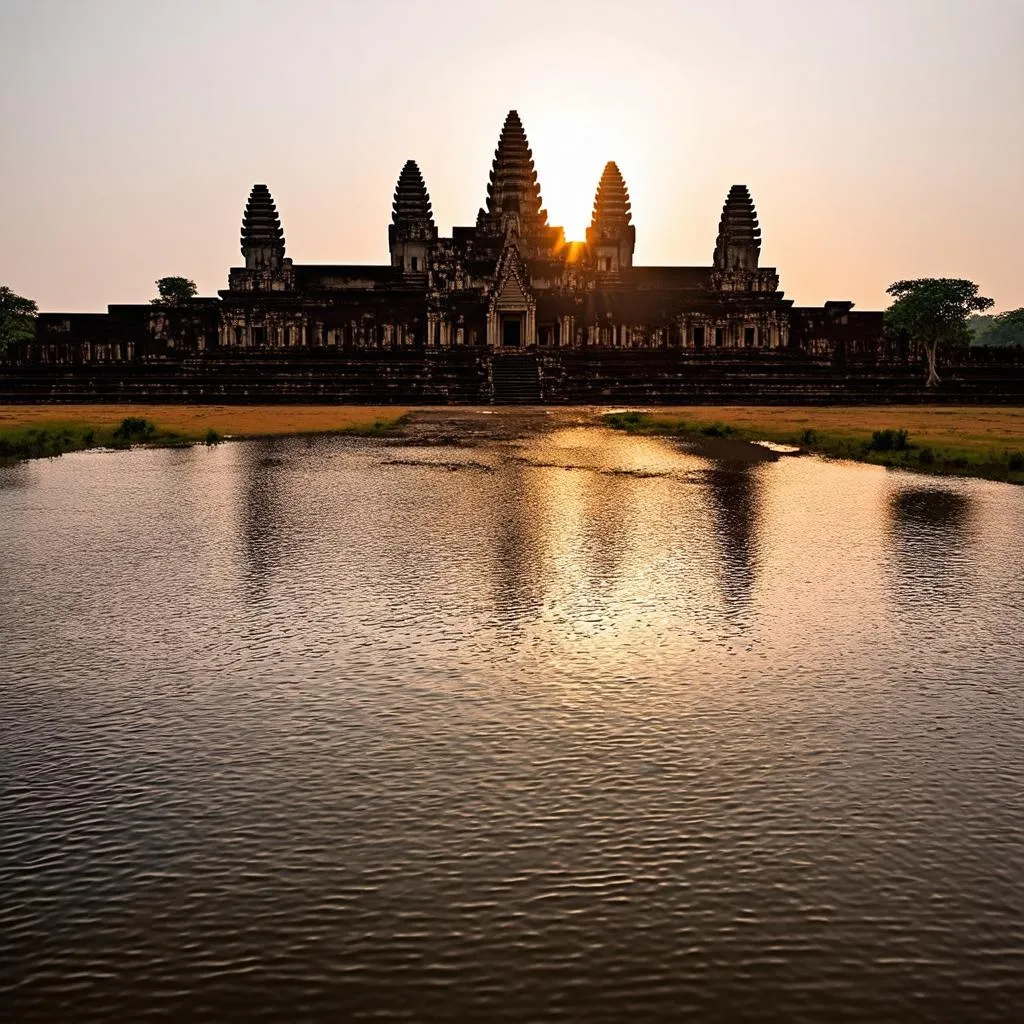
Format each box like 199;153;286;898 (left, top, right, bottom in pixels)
400;407;782;462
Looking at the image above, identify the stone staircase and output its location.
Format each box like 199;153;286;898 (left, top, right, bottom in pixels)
491;354;542;404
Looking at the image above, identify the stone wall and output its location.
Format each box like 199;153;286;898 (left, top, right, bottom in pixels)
538;349;1024;405
2;347;1022;406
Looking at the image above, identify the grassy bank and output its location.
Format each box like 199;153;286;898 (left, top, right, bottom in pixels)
0;405;409;464
604;406;1024;484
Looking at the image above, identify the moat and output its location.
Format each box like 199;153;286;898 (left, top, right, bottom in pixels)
2;411;1023;1022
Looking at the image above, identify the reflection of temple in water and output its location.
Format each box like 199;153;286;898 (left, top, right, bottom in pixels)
886;485;977;608
236;441;289;600
487;429;766;634
488;437;651;628
702;464;764;613
491;459;548;625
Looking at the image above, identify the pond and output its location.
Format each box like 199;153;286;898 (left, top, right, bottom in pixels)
2;412;1023;1021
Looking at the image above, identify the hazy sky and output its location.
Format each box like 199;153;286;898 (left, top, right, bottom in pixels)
1;0;1022;313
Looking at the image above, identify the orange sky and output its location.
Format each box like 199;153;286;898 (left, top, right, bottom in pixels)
1;0;1022;314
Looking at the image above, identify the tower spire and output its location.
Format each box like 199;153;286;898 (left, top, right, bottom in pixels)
240;184;285;271
482;110;548;238
391;160;435;232
586;161;635;272
713;185;761;271
388;160;437;273
590;161;632;232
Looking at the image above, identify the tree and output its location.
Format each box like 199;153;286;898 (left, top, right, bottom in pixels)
0;286;38;358
967;313;995;342
975;308;1024;348
152;276;197;306
885;278;993;387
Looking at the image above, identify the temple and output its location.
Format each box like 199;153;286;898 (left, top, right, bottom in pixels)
218;109;871;354
13;108;950;403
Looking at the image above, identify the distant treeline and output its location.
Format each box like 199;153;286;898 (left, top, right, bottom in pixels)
969;309;1024;347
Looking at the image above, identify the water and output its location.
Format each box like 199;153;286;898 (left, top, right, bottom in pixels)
2;413;1023;1022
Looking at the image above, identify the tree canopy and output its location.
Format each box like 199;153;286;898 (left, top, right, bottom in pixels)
0;286;38;357
969;308;1024;347
885;278;993;387
153;277;197;306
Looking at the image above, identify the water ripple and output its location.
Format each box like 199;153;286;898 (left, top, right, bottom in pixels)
1;425;1023;1021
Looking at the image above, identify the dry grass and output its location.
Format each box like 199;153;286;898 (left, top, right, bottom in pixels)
0;404;408;440
605;405;1024;483
631;405;1024;452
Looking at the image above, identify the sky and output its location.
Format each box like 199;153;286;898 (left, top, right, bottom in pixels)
1;0;1022;313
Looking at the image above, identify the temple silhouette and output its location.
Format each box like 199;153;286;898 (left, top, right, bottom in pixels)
225;109;875;355
11;109;1021;403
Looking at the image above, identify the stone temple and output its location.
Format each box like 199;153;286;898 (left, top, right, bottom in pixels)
221;109;875;354
16;108;947;404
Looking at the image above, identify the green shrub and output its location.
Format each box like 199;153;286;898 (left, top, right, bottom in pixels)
604;411;647;430
701;422;734;438
800;428;817;445
1009;451;1024;472
870;428;909;451
917;447;935;464
113;417;155;441
205;428;221;445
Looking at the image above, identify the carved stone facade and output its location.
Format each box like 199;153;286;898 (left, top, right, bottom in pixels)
214;109;880;358
17;108;886;368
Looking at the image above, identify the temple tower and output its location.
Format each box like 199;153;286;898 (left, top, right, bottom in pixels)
713;185;761;271
241;184;286;271
586;161;636;274
389;160;437;275
710;185;779;295
479;110;552;246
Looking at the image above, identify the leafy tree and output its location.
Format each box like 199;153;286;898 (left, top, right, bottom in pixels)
152;276;197;306
974;308;1024;347
967;313;994;342
0;286;38;358
885;278;993;387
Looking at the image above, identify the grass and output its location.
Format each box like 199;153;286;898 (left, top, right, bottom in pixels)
603;406;1024;484
0;405;410;464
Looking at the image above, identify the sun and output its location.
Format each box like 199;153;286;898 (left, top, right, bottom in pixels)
528;116;611;243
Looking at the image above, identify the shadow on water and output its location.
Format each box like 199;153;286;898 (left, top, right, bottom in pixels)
0;461;37;490
492;462;543;625
886;484;978;608
236;440;289;601
702;463;764;615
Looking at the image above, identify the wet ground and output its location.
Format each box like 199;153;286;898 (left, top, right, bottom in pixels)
403;406;780;461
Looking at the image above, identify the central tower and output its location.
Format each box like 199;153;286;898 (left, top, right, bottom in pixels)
477;110;562;257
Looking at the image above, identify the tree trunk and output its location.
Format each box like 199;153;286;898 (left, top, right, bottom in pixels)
924;339;941;388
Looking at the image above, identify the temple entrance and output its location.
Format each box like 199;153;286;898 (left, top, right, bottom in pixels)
502;316;522;348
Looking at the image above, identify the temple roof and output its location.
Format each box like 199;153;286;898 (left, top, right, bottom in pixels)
591;161;632;229
295;265;405;291
482;110;549;234
713;185;761;270
241;183;285;257
628;266;712;290
392;160;434;227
